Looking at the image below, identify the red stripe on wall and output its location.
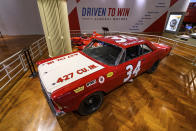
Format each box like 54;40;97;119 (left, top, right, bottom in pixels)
144;12;168;33
170;0;178;7
68;7;80;33
76;0;80;3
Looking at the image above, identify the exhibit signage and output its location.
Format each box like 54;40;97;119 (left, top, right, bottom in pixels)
67;0;189;33
165;12;184;33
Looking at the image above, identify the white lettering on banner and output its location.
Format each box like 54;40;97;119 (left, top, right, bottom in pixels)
124;60;141;83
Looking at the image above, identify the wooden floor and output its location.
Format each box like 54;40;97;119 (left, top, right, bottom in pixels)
0;53;195;131
0;35;42;62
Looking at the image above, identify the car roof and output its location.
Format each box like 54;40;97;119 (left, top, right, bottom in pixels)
95;35;149;49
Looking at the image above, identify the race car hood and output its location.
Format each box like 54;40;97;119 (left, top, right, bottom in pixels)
38;52;105;93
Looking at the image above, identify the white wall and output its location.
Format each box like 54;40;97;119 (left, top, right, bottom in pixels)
0;0;190;35
0;0;43;35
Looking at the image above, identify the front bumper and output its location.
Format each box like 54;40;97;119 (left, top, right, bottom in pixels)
39;78;66;117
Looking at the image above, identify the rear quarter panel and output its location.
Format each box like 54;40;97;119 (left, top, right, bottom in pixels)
153;43;172;60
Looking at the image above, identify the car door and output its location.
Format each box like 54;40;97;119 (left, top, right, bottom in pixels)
116;43;158;84
138;43;157;72
116;45;143;84
102;50;125;93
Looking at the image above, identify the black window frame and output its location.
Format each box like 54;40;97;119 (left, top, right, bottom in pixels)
140;44;153;55
118;43;153;64
124;45;142;62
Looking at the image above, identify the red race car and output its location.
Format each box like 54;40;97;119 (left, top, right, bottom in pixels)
71;32;103;50
37;35;171;116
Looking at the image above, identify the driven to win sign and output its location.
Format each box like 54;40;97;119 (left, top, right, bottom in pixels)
82;8;130;17
67;0;189;33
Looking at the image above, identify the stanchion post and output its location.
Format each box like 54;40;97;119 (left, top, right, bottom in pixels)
170;41;177;55
26;49;37;77
23;49;34;77
157;36;160;43
23;48;37;78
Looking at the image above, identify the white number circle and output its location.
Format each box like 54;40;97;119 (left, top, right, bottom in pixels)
99;76;105;84
106;36;127;43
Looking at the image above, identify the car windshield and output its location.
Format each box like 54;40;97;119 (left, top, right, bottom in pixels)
82;40;122;66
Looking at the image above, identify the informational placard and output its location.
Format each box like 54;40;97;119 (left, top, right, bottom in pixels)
165;13;183;32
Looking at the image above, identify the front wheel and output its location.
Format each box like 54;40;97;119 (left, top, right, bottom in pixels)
78;92;104;115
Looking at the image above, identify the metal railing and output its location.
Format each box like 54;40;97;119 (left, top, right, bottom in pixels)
184;67;196;98
0;36;47;91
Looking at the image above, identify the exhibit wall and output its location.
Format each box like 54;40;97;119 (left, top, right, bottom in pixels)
68;0;190;33
0;0;189;35
0;0;43;35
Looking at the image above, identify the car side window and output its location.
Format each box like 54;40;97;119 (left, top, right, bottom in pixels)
140;44;152;55
125;45;141;61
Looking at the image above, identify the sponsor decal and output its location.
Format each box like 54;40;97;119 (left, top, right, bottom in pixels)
107;72;114;78
86;80;96;87
99;76;105;84
56;64;98;83
74;86;84;93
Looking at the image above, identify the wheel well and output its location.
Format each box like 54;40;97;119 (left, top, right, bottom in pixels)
74;90;106;111
99;91;107;96
155;60;160;65
90;91;107;96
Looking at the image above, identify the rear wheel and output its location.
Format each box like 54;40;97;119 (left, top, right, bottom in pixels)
147;60;160;74
78;92;104;115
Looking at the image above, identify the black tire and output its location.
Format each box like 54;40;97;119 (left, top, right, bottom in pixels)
78;92;104;116
147;60;160;74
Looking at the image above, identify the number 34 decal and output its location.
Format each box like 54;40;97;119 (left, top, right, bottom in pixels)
123;60;141;82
